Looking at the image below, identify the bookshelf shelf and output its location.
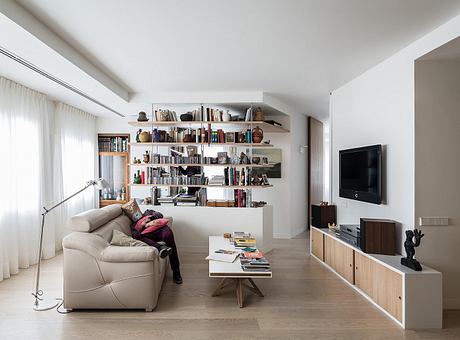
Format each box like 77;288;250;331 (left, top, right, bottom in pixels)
128;120;289;133
129;142;274;148
98;151;129;156
128;163;273;168
129;184;273;189
98;133;130;207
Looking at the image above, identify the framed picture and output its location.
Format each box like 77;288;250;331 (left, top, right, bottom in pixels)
251;148;282;178
262;174;269;185
225;132;234;143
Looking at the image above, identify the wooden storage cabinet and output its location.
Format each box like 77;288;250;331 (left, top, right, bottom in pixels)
310;226;442;329
323;234;354;284
311;228;324;261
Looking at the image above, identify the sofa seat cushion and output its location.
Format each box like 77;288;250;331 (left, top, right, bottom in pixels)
99;245;157;262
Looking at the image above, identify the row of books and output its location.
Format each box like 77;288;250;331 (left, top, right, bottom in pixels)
98;136;128;152
133;169;205;185
149;127;253;144
234;189;252;208
189;107;230;122
224;167;253;186
148;154;203;165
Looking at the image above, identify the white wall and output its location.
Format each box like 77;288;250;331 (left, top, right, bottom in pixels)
97;111;308;239
330;14;460;256
415;59;460;309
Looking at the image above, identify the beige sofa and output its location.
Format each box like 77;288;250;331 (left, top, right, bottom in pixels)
62;204;169;311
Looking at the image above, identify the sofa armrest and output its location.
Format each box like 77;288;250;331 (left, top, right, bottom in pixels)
62;232;109;258
99;245;158;263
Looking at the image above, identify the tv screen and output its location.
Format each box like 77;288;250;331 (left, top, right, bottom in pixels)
339;144;382;204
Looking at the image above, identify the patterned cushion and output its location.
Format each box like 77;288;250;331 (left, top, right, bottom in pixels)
110;229;148;247
121;199;143;222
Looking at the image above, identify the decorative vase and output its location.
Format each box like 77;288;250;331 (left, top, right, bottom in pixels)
180;113;193;121
253;107;264;121
252;156;261;165
222;110;231;122
183;133;193;142
137;111;148;122
139;131;151;143
252;126;264;143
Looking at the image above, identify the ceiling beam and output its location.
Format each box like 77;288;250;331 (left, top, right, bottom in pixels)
0;0;129;102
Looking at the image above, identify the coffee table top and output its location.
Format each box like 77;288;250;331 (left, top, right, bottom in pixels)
208;236;272;278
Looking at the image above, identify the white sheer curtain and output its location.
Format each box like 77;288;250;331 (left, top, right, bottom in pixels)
0;77;97;282
53;103;97;250
0;77;54;281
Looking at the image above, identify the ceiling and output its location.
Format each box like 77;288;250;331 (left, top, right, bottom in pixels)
2;0;460;119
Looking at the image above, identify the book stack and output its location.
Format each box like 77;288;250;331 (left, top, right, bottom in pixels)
176;194;197;206
157;197;175;205
98;136;128;152
233;232;257;248
240;255;271;272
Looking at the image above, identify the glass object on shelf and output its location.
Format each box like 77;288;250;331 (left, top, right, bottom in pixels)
99;154;127;201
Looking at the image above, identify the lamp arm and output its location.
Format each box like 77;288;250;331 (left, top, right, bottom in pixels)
33;181;96;310
42;182;93;215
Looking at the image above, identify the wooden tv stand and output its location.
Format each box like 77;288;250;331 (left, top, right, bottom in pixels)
310;226;442;329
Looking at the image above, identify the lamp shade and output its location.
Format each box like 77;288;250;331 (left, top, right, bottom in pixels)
94;178;109;190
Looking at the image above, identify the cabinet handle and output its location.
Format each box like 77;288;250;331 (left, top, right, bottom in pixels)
398;296;402;300
349;264;352;267
355;266;358;270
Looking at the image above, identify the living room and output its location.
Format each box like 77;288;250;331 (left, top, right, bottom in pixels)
1;1;460;339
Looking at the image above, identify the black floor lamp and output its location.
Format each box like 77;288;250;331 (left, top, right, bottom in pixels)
32;178;108;311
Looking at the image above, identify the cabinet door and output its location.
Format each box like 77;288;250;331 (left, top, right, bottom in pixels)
324;236;354;284
324;234;335;268
334;241;354;284
372;261;403;322
311;229;324;261
355;252;373;297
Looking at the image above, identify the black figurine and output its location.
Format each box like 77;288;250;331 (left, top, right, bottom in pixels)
401;229;424;271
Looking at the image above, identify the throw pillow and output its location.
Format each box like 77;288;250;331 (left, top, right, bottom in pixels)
141;218;169;235
121;199;143;222
110;229;148;247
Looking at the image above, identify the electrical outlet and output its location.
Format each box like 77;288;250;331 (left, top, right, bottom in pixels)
419;217;449;227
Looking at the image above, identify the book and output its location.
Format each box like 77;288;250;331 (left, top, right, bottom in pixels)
206;252;239;263
243;250;263;259
234;238;256;247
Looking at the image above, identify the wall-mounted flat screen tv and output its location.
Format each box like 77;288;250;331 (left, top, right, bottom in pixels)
339;144;382;205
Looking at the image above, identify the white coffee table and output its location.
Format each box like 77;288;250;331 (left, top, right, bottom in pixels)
208;235;272;307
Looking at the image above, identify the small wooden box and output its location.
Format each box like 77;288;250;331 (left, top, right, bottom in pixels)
311;205;336;228
360;218;396;255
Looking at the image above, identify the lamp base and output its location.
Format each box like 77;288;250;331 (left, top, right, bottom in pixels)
33;297;59;311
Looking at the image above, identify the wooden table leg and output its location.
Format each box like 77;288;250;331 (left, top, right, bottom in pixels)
212;278;227;297
247;278;264;297
236;279;244;308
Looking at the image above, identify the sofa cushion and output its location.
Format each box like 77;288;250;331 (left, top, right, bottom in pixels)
111;230;148;247
121;199;142;222
68;204;122;233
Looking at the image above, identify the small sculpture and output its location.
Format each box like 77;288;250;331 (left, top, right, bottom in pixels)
137;111;149;122
401;229;424;271
143;151;150;163
252;126;264;143
136;129;142;142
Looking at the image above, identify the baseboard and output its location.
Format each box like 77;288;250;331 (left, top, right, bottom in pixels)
444;298;460;309
274;226;307;239
273;233;292;239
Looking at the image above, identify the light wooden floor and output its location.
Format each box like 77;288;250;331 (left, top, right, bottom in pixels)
1;232;459;340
